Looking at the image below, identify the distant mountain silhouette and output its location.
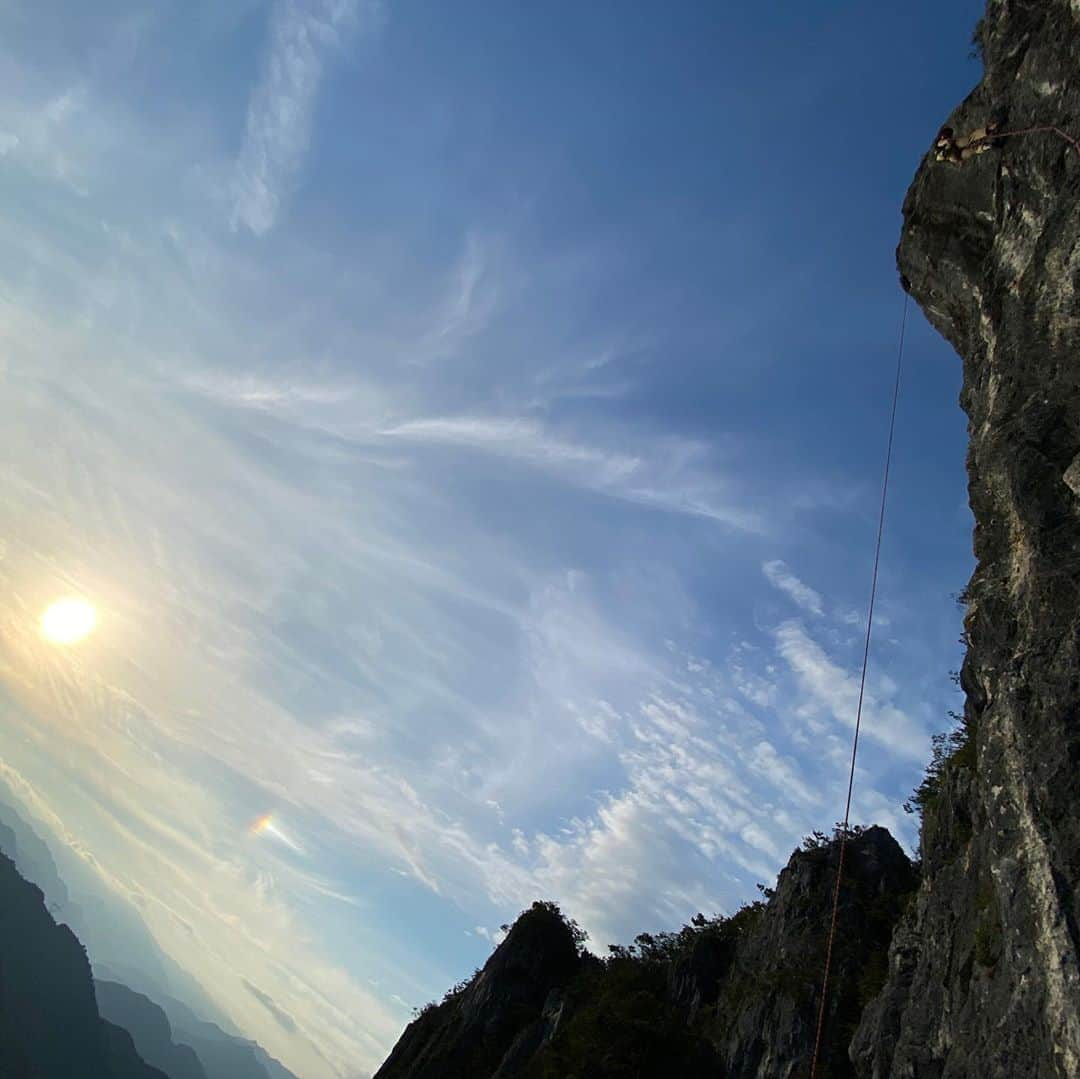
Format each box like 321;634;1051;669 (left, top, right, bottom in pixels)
95;981;208;1079
0;848;167;1078
102;1021;173;1079
95;979;300;1079
143;992;294;1079
251;1043;304;1079
0;787;228;1031
0;796;300;1079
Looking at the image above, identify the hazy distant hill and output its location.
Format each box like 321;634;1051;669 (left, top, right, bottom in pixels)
0;786;228;1031
0;849;167;1078
95;980;208;1079
138;989;299;1079
0;792;299;1079
95;979;300;1079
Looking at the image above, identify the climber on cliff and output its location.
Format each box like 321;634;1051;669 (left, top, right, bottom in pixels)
933;126;962;164
934;121;1002;164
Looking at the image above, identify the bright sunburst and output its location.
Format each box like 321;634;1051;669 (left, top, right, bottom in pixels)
40;598;98;645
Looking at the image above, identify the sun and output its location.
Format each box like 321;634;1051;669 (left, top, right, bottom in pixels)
40;598;98;645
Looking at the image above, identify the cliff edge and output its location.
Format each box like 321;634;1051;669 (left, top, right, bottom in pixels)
853;2;1080;1076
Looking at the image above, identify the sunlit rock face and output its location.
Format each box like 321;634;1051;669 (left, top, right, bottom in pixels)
852;2;1080;1076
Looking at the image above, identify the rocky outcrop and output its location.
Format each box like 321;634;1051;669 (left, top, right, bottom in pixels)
852;2;1080;1076
702;827;916;1078
375;830;916;1078
374;901;581;1079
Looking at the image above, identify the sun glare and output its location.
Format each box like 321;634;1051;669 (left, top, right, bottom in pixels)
40;598;98;645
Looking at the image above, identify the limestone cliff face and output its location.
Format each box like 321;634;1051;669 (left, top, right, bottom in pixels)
852;2;1080;1075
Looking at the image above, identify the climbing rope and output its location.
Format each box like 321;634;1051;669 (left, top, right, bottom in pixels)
808;291;909;1079
981;124;1080;157
940;122;1080;164
806;116;1075;1078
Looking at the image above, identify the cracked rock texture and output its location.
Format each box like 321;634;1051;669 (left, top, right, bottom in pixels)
852;1;1080;1075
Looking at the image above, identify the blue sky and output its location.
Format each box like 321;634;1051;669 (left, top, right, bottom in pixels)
0;2;984;1076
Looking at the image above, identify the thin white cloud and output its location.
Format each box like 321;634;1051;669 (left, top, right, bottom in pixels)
773;619;927;759
762;559;824;616
381;416;765;531
415;232;500;361
232;0;382;235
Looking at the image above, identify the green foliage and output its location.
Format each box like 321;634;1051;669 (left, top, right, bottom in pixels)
442;967;481;1003
801;822;868;852
904;711;975;820
604;902;765;966
524;941;720;1077
530;900;589;953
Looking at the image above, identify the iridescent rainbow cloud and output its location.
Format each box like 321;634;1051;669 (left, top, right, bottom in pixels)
249;813;303;853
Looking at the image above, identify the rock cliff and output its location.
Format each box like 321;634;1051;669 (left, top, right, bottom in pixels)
852;1;1080;1075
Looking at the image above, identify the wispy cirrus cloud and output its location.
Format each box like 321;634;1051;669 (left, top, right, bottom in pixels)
381;415;766;531
773;619;928;759
232;0;383;235
762;559;824;616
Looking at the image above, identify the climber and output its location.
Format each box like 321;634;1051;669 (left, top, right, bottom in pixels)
934;121;1001;164
958;120;1000;159
933;126;962;164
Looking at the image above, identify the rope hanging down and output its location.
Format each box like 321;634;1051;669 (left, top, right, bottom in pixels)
808;291;910;1079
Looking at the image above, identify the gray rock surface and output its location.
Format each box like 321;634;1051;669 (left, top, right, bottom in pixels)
708;827;915;1079
852;2;1080;1076
373;901;581;1079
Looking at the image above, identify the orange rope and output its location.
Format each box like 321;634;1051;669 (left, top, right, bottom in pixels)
809;117;1074;1078
808;292;909;1079
972;124;1080;157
